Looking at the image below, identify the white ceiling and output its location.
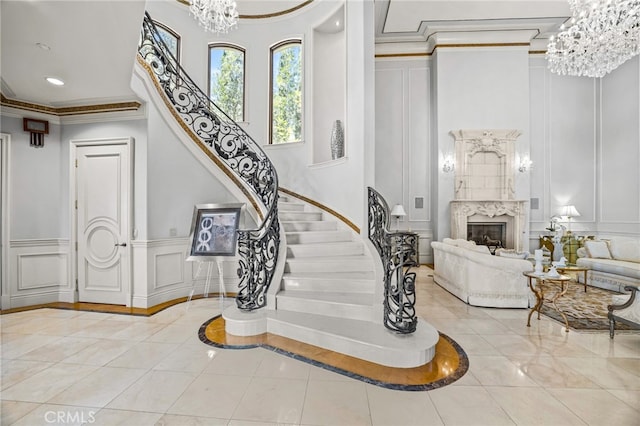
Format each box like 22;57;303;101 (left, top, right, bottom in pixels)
0;0;572;109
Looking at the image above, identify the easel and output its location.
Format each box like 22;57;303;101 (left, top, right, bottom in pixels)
188;258;227;312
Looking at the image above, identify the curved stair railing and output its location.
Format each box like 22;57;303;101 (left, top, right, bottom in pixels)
138;12;279;311
367;187;419;333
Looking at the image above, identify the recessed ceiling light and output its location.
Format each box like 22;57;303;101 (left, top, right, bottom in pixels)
36;42;51;50
45;77;64;86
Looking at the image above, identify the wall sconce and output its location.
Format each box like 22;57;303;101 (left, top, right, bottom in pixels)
390;204;407;230
442;156;455;173
519;156;532;172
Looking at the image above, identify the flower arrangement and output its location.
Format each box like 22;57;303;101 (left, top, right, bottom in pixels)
546;215;565;243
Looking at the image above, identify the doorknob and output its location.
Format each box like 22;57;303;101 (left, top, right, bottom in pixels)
115;243;127;247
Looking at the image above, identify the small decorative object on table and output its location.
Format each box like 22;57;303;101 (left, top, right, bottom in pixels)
330;119;344;160
534;249;544;275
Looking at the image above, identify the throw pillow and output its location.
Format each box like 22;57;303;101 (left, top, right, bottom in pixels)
608;238;640;262
584;240;612;259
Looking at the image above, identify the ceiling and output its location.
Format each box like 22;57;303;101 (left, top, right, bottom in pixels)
0;0;571;109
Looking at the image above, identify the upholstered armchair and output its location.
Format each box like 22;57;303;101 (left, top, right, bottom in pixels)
607;285;640;338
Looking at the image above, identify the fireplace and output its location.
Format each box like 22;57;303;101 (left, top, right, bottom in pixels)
451;199;527;250
468;222;506;246
448;129;528;251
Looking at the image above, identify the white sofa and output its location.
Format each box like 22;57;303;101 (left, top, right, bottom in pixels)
576;238;640;293
431;238;534;308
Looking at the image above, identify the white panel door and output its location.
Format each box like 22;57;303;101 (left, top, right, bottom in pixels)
76;143;130;305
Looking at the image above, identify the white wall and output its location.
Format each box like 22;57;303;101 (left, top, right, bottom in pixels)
375;58;431;227
599;57;640;235
144;95;240;240
529;55;640;242
1;115;64;239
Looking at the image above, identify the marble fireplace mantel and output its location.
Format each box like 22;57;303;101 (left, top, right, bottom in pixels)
450;199;528;251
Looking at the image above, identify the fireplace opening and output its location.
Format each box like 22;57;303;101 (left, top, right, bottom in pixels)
467;222;506;254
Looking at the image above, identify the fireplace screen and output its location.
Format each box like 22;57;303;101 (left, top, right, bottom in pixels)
467;223;506;251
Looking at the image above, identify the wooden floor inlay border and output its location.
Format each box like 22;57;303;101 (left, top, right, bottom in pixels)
199;316;469;391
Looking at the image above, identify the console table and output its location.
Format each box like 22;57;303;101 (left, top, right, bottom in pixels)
523;272;572;332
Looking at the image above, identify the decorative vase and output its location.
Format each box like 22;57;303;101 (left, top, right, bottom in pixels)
330;119;344;160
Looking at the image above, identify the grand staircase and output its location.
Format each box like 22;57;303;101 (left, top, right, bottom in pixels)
137;13;437;369
224;191;439;368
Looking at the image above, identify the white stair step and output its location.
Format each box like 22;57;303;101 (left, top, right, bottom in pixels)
279;211;323;221
285;255;373;273
281;221;337;232
285;230;352;244
266;310;439;368
277;291;374;321
278;201;305;211
282;272;375;293
287;241;364;258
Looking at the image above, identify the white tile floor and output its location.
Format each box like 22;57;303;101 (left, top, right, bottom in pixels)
1;267;639;425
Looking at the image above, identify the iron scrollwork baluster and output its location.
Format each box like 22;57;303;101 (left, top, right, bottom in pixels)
367;187;419;333
138;12;279;311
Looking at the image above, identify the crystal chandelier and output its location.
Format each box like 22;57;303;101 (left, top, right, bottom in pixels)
189;0;239;34
547;0;640;78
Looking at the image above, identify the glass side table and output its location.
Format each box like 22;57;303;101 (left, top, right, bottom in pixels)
523;272;572;332
554;265;589;292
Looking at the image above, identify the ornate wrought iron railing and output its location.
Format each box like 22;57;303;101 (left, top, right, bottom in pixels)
138;12;279;310
367;187;419;333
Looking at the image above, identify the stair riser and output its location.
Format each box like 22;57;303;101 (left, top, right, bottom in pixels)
285;259;373;273
282;278;374;293
282;222;337;232
285;231;352;244
278;202;305;211
266;319;434;368
276;297;373;321
287;243;363;258
279;212;323;221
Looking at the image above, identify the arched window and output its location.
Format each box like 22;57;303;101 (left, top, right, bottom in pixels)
209;44;245;122
270;40;302;144
153;21;180;61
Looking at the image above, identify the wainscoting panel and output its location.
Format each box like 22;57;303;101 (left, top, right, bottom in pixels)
17;252;67;290
154;251;185;289
7;239;70;309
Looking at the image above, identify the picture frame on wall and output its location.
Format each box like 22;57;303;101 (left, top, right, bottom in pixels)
186;203;244;261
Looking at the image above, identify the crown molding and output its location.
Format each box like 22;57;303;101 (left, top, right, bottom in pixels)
0;93;145;123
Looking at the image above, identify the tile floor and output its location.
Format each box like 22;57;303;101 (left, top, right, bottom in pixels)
1;266;639;425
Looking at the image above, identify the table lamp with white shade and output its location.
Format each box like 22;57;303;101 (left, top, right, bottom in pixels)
560;205;580;233
390;204;407;230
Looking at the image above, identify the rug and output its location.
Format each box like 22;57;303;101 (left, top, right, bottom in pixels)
539;284;635;332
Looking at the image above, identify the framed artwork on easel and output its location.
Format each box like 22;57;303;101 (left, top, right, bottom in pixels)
186;203;243;261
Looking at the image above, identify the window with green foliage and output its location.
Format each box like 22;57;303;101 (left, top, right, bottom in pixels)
270;40;302;144
153;21;180;60
209;44;245;122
